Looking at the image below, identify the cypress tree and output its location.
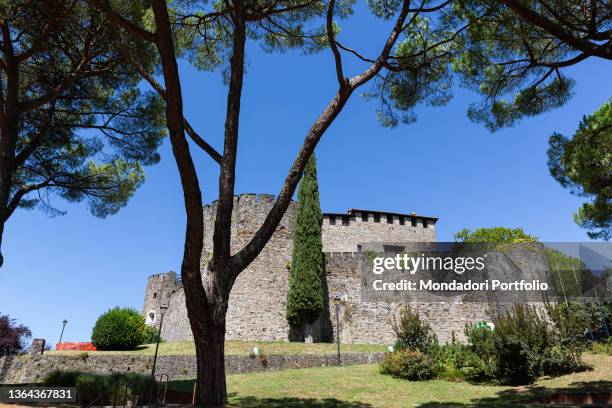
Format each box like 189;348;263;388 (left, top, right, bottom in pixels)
286;154;325;341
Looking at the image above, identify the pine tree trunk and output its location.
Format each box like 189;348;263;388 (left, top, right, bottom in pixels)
194;316;227;407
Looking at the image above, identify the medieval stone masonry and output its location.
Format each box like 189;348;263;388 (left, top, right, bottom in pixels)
143;193;489;345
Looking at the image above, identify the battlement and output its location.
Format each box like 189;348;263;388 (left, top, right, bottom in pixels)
323;209;437;229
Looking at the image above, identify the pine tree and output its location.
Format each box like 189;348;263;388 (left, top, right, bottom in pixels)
286;154;324;342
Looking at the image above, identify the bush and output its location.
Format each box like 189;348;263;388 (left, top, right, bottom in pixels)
392;305;437;353
491;305;551;384
43;370;82;387
142;325;161;344
380;350;436;381
464;304;589;385
44;370;154;405
591;337;612;355
430;342;483;381
91;307;146;350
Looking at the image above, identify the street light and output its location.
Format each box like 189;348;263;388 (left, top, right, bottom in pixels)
149;304;168;406
58;319;68;346
151;305;167;379
333;296;347;366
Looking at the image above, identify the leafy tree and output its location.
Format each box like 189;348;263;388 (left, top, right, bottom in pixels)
286;154;325;342
548;99;611;240
0;313;31;356
91;307;146;350
454;226;538;243
454;226;598;298
0;0;166;267
448;0;612;130
90;0;610;405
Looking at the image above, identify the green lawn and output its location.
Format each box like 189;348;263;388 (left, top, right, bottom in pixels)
168;354;611;407
47;340;386;356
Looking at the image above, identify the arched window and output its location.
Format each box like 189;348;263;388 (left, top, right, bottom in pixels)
146;310;156;324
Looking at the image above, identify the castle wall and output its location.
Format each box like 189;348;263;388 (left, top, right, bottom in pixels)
150;194;462;345
322;212;436;252
322;253;488;344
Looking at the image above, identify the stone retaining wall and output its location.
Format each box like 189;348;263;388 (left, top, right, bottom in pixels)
0;352;384;384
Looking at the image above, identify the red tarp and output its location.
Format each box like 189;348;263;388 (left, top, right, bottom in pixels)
56;342;97;351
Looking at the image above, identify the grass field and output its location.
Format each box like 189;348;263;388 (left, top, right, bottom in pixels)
47;340;386;356
166;354;611;407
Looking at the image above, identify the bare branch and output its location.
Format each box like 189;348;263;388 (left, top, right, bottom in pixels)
119;44;223;164
326;0;347;88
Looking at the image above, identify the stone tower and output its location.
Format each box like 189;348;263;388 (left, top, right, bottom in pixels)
142;271;182;329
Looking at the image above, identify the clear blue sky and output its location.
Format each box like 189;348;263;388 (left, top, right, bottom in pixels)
1;5;611;346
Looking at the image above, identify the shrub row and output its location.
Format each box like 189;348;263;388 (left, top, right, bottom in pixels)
381;303;600;385
44;370;154;406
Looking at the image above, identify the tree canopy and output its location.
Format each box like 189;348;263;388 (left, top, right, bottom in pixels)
0;313;31;356
0;0;166;265
548;98;611;240
454;226;538;243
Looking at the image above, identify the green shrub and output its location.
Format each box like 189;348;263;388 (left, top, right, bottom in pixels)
44;371;153;405
91;307;146;350
43;370;82;387
591;337;612;355
142;325;161;344
491;305;550;384
392;305;437;353
430;342;483;381
380;350;436;381
464;304;589;385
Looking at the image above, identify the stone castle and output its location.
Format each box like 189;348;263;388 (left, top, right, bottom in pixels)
143;193;490;345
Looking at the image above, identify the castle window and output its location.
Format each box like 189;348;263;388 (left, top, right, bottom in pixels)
373;214;380;223
386;214;393;224
342;216;349;226
384;245;404;253
146;310;156;324
423;219;428;228
329;216;336;225
152;292;157;299
357;244;362;252
399;216;405;225
361;212;368;222
411;217;417;227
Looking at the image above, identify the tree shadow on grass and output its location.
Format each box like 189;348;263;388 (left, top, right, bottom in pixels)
417;380;612;407
228;394;374;408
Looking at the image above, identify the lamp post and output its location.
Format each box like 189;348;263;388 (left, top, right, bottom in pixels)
58;319;68;346
151;305;167;379
333;296;346;366
149;305;167;406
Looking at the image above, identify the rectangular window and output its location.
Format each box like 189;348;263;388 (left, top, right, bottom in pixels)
329;216;336;225
357;244;362;252
387;214;393;224
423;219;428;228
153;292;157;299
361;212;368;222
411;217;417;227
342;216;349;226
373;214;380;223
399;216;405;225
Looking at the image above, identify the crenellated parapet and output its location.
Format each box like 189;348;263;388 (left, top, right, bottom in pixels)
322;209;437;252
